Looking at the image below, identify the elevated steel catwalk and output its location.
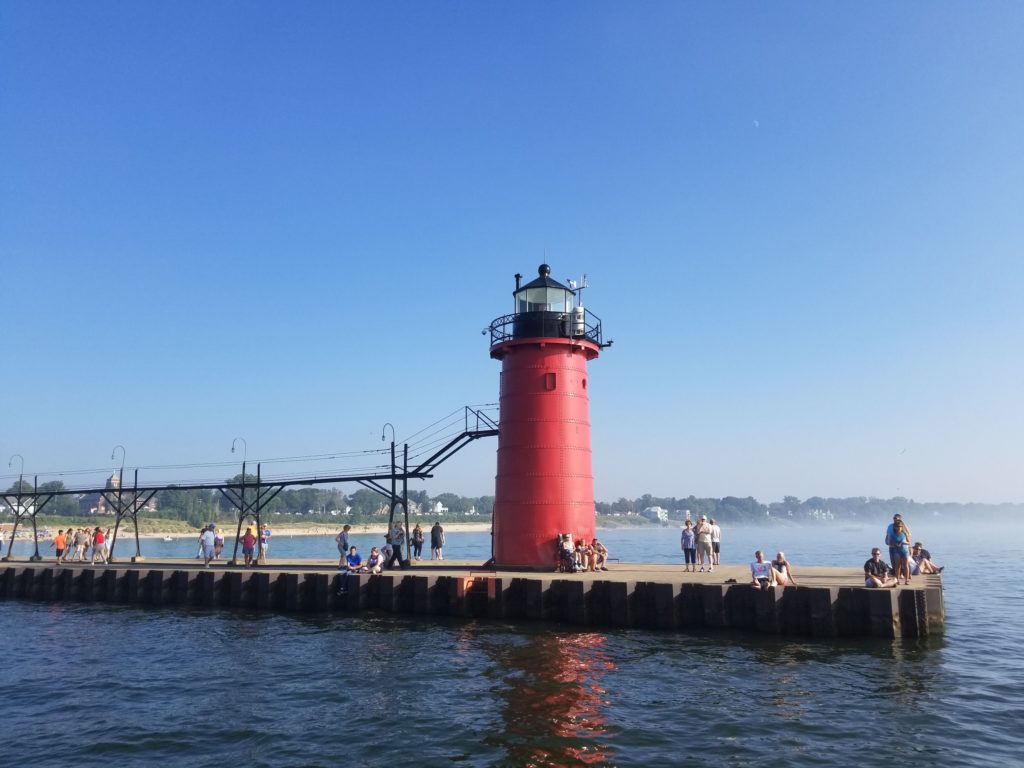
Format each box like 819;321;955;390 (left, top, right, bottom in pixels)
2;406;499;564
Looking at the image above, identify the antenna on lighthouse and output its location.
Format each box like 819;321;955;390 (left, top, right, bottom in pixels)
576;273;588;307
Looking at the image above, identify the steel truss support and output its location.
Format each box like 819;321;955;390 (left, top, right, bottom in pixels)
105;468;158;563
219;462;285;566
356;442;411;565
1;476;54;562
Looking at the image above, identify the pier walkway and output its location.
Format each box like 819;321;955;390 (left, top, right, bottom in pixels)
0;558;944;640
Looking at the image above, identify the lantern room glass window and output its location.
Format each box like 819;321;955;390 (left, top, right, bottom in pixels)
516;286;574;314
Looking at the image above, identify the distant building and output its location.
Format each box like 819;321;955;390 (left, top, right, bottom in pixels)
640;506;668;523
79;474;158;516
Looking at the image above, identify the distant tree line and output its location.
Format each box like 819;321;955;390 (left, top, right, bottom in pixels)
5;478;1021;527
598;494;1024;524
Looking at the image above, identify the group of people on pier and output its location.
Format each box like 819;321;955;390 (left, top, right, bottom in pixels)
196;523;270;567
749;550;798;589
679;515;722;572
864;514;943;587
334;521;447;592
50;527;111;565
555;534;609;572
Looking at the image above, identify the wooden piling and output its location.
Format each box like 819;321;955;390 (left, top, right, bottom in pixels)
0;560;944;640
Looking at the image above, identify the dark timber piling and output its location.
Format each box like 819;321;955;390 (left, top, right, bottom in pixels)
0;560;944;639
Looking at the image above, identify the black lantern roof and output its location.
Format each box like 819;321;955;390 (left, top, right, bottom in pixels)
515;263;574;295
512;264;575;316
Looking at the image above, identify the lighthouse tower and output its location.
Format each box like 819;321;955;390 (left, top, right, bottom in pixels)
488;264;607;568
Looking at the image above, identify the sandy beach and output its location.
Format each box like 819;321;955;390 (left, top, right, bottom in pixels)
139;521;492;539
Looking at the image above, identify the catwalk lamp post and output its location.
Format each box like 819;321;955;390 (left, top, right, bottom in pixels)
3;454;25;561
107;445;126;562
231;437;249;563
381;423;398;550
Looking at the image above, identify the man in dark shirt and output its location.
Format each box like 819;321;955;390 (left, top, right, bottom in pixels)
864;548;898;588
911;542;944;574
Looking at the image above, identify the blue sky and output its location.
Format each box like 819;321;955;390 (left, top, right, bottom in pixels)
2;2;1021;503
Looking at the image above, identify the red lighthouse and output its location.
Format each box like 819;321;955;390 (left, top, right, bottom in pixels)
488;264;608;568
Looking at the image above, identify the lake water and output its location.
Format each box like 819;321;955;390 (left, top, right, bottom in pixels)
1;523;1021;767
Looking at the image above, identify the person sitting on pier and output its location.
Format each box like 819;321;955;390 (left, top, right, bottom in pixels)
911;542;943;574
574;539;588;571
338;546;362;594
556;533;575;572
591;538;609;571
579;540;597;571
750;550;777;590
360;546;383;575
864;548;898;588
771;552;797;586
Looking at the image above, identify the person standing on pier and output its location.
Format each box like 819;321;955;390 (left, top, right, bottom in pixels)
335;524;352;567
213;529;224;560
431;521;445;560
695;516;713;572
710;518;722;566
90;527;106;565
52;529;67;564
412;524;425;560
385;521;405;568
889;519;912;585
885;514;911;570
260;525;271;563
680;520;697;572
241;527;257;567
200;525;216;567
69;528;86;562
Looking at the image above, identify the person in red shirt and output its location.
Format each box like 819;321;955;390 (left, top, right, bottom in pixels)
90;527;106;565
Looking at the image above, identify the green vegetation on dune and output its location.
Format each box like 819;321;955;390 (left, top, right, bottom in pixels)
6;480;1022;529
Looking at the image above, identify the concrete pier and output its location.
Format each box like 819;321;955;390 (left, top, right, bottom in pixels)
0;559;944;639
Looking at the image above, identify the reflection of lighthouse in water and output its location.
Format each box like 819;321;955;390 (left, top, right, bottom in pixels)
464;627;616;766
488;264;609;568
